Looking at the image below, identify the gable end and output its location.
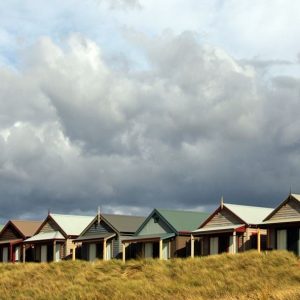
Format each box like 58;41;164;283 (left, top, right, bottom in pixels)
202;207;243;228
137;211;174;235
267;197;300;221
83;219;116;237
0;223;22;241
39;217;61;234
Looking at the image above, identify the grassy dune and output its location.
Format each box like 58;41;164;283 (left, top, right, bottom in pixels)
0;251;299;299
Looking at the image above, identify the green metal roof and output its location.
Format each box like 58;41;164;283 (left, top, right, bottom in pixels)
102;214;145;233
156;209;210;232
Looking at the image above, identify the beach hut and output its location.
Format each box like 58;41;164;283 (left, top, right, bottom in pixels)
23;213;94;262
261;193;300;256
74;213;145;261
192;199;273;256
0;220;42;262
122;209;209;261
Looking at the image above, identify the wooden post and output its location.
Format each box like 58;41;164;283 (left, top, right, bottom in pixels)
159;239;163;260
267;229;270;249
201;238;204;256
103;239;107;261
242;233;246;252
298;229;300;256
72;245;76;261
53;240;56;262
191;234;194;258
122;243;126;263
22;244;26;263
10;244;13;263
232;232;237;254
257;228;261;253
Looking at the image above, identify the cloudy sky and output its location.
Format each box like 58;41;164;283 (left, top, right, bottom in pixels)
0;0;300;221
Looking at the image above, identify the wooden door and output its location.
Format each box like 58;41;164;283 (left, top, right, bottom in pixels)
55;244;60;262
277;229;287;250
210;237;219;255
144;243;153;258
2;247;8;262
89;243;96;261
41;245;47;262
162;241;169;260
15;246;20;262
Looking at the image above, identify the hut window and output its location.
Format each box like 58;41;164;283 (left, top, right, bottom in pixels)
154;216;159;223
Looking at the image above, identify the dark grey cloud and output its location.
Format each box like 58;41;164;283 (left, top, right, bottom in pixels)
0;32;299;222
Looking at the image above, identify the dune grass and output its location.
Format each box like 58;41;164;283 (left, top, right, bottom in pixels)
0;251;299;299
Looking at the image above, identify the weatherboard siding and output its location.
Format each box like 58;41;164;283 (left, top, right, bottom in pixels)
269;198;300;221
138;215;172;235
40;219;61;233
65;239;74;257
0;225;20;241
83;220;115;236
203;209;241;228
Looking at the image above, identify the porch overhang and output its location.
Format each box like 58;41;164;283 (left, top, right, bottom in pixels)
192;224;245;235
259;218;300;228
23;231;65;243
0;239;23;245
74;233;116;243
122;233;175;244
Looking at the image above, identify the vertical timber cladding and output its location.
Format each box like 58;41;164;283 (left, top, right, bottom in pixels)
268;228;276;249
170;238;176;258
202;237;209;255
112;237;120;258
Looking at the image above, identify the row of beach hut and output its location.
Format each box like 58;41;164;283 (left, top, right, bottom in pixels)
0;193;299;263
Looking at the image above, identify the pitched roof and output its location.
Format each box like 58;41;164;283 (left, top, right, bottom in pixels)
224;203;273;225
102;214;145;233
291;193;300;201
156;209;210;232
50;214;94;236
10;220;42;237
